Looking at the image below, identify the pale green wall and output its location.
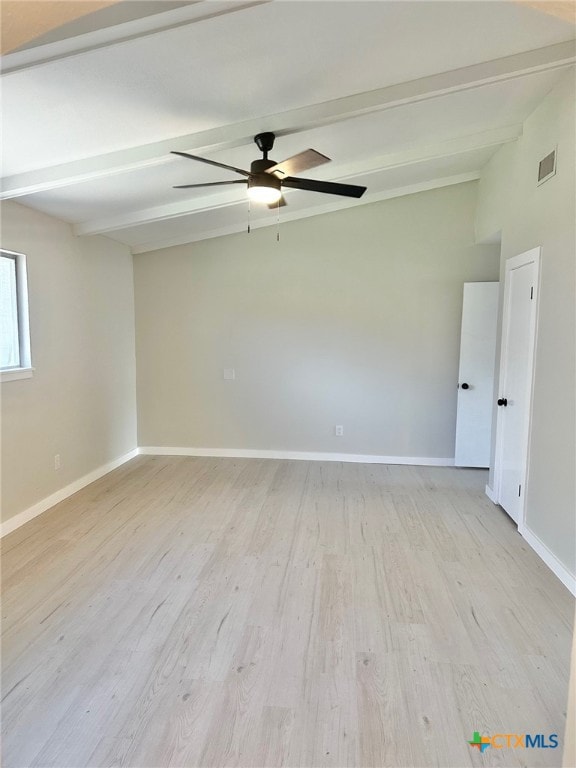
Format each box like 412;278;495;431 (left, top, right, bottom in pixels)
0;201;138;523
475;69;576;578
134;181;499;458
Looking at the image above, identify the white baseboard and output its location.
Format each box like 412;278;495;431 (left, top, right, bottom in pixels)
0;448;139;538
520;524;576;596
139;446;455;466
485;484;498;504
0;446;454;537
4;445;573;598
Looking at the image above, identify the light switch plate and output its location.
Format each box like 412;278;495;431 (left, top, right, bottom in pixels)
223;368;235;380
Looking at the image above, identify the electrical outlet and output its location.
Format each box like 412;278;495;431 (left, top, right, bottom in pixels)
54;454;61;470
335;425;344;436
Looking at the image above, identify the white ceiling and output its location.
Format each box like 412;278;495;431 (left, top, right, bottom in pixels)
1;0;575;251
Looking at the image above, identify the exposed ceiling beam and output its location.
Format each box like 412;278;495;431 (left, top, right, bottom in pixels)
1;1;118;54
128;172;482;255
2;41;573;201
1;1;269;74
517;1;576;24
74;124;522;237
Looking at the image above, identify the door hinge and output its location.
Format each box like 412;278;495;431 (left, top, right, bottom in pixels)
518;484;522;497
530;286;533;300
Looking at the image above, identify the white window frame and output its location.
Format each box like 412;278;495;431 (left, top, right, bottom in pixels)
1;249;33;382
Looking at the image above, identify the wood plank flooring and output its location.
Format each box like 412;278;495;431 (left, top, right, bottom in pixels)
1;456;574;767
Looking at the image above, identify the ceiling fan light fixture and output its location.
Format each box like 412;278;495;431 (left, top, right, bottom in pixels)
247;174;282;205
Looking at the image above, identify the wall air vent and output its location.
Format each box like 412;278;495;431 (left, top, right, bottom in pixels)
537;148;557;186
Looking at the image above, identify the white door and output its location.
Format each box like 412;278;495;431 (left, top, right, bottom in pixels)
455;282;499;467
494;248;540;524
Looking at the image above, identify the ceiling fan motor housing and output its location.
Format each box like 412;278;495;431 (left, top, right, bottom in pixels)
248;171;281;193
250;158;276;175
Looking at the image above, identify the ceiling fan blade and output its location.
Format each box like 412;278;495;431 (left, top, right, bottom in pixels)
267;195;287;209
281;176;366;198
171;151;250;177
266;149;330;178
173;180;248;189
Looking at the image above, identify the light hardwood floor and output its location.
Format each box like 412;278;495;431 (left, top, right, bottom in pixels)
1;456;574;768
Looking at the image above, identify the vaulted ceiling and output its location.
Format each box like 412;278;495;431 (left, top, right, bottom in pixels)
2;0;575;252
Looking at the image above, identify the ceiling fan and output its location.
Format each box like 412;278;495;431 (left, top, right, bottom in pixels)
171;132;367;207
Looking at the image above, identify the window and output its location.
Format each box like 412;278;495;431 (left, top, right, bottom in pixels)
0;250;32;381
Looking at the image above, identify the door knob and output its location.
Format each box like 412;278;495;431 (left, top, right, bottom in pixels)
497;398;508;406
460;383;470;390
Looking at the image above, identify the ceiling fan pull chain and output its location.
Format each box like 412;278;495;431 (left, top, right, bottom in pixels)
276;198;280;243
247;197;251;234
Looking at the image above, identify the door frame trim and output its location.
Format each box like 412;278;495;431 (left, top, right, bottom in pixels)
494;246;541;530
